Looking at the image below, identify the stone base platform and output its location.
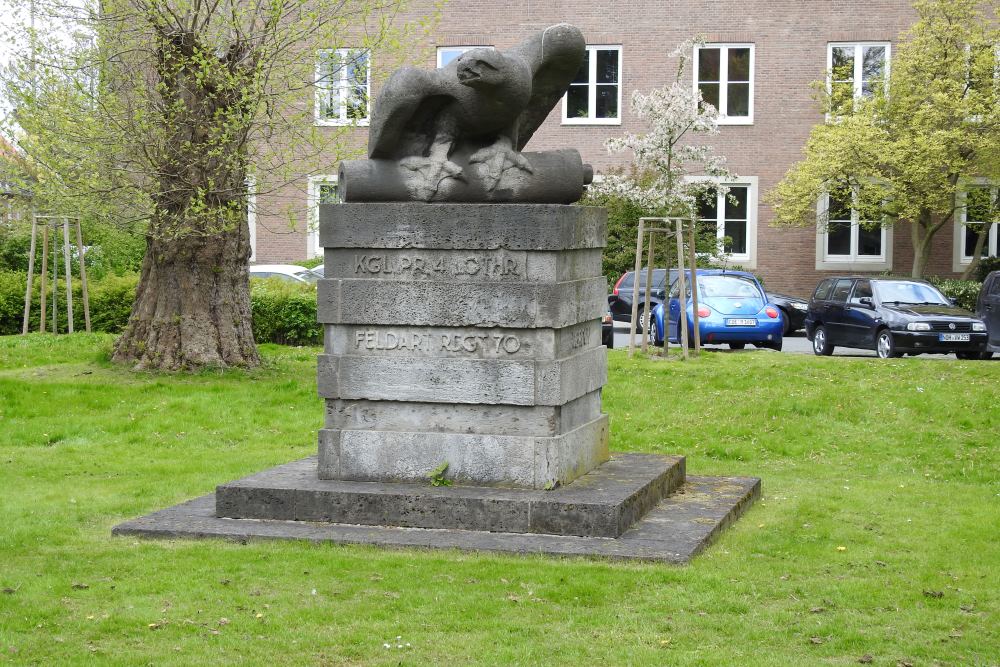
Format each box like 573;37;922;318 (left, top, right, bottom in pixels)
113;453;760;563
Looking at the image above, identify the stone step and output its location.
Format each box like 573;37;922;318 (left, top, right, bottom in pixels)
215;452;685;539
113;473;761;564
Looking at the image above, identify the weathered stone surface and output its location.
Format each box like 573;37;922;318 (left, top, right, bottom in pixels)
324;248;602;283
317;414;608;488
317;346;607;407
319;203;606;250
324;390;602;437
317;277;606;328
215;453;678;537
113;470;762;563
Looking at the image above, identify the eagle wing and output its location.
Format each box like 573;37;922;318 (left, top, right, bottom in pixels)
507;24;586;151
368;67;453;159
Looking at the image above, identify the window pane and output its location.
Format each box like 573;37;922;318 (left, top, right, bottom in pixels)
862;46;885;80
566;85;589;118
827;221;852;255
698;48;720;82
850;280;873;303
318;183;339;204
699;83;719;110
831;279;854;302
723;220;747;254
724;186;748;220
964;224;986;257
728;48;750;81
966;188;993;222
727;83;750;116
595;85;618;118
857;225;882;256
831;46;855;77
596;50;618;84
697;190;718;220
828;191;852;221
572;51;589;84
814;279;835;300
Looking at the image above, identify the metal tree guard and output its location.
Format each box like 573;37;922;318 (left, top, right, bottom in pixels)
627;216;701;360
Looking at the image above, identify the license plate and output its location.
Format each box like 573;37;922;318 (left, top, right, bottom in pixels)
939;333;970;342
726;318;757;327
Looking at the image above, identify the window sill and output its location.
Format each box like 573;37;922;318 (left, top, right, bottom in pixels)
314;119;370;127
816;256;890;272
717;117;753;126
561;118;622;126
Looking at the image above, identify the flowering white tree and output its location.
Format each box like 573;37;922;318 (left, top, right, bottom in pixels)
593;39;734;218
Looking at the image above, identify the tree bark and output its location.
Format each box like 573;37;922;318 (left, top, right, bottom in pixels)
113;216;259;370
961;222;993;280
910;211;935;279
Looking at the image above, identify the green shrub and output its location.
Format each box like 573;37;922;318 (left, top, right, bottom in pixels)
249;278;322;345
973;256;1000;283
928;277;982;311
2;271;321;345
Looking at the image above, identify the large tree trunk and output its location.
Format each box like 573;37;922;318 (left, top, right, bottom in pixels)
113;216;259;370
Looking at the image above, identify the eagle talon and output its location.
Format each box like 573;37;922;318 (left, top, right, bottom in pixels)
399;157;466;201
469;145;534;191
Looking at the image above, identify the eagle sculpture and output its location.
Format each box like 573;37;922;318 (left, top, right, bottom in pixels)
338;24;593;203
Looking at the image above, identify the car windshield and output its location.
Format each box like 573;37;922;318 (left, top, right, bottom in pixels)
695;275;761;299
294;270;320;284
873;280;949;305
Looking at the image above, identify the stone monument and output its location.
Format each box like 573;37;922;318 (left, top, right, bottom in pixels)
114;24;760;561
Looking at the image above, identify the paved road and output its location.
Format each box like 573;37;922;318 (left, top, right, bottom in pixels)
610;323;986;360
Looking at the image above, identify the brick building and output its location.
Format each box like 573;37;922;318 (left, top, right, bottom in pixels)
249;0;996;296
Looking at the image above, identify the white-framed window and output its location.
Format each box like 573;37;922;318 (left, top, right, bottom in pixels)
562;45;621;125
954;184;998;271
691;177;758;267
315;49;370;126
437;46;490;68
815;188;892;271
307;175;340;258
827;43;890;115
693;44;754;124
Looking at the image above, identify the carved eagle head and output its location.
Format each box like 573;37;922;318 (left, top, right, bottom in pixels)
455;48;516;90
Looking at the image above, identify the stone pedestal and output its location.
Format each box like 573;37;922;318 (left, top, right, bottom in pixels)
315;203;610;490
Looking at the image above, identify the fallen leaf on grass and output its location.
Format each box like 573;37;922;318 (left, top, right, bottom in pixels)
858;655;873;664
836;546;847;552
2;587;16;595
809;637;825;645
71;583;89;590
948;629;963;639
897;661;914;667
959;604;975;613
810;606;826;614
148;622;164;630
923;590;944;599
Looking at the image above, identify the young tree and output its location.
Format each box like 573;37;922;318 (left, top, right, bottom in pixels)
768;0;1000;279
1;0;425;369
590;39;733;223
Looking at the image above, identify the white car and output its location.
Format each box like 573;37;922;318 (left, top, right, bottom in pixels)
249;264;321;284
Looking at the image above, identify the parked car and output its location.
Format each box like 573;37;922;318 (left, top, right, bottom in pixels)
608;268;676;332
249;264;322;284
311;264;325;278
804;276;988;359
650;270;783;350
602;309;614;349
765;291;808;335
974;270;999;359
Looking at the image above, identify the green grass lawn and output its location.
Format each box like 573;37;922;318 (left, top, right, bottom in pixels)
1;334;997;665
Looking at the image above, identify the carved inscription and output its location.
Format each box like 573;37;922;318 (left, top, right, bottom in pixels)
353;252;523;279
568;326;592;351
354;330;521;355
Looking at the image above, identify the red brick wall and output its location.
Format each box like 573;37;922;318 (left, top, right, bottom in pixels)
253;1;976;296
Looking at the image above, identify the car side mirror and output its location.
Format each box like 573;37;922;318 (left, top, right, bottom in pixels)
859;297;874;307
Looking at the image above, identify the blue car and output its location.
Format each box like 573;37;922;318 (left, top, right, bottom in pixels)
650;270;784;350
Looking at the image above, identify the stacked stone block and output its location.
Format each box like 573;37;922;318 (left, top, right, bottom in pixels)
315;203;610;489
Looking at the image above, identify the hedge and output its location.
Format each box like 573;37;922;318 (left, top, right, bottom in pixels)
927;277;982;312
0;271;322;345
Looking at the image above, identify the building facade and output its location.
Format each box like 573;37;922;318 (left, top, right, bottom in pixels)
250;0;994;296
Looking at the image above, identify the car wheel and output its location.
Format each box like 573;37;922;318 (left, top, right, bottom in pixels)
812;325;834;356
729;342;746;350
636;308;649;334
956;351;981;360
981;351;995;360
769;338;783;352
779;309;791;336
876;329;901;359
647;319;661;347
